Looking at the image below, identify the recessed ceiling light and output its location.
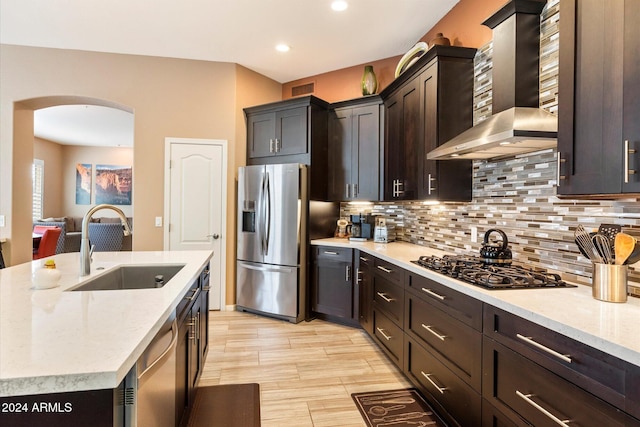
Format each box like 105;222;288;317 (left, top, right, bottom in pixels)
331;1;348;12
275;44;290;52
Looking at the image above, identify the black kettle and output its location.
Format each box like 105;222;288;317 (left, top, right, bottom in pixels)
480;229;512;264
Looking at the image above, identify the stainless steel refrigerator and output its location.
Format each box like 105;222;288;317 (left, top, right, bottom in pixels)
237;163;336;323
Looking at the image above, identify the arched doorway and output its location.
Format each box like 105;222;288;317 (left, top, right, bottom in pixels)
9;96;134;266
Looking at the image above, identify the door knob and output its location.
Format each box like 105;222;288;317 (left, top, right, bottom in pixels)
206;234;220;240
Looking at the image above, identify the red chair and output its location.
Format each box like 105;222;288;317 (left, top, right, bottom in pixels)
33;227;62;260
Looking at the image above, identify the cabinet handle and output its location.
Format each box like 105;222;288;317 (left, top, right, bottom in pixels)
625;140;636;184
556;152;566;185
421;324;447;341
345;265;352;282
376;327;392;341
376;265;392;273
269;138;275;153
427;173;436;195
516;390;571;426
359;256;369;262
323;251;339;255
392;179;404;198
420;372;447;394
376;292;395;303
421;287;446;301
356;268;362;283
346;184;351;199
185;286;200;301
188;315;198;340
516;334;572;363
353;183;358;198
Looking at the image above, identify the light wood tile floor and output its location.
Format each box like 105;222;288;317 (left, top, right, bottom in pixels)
198;311;412;427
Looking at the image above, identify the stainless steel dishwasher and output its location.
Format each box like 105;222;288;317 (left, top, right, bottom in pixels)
123;311;178;427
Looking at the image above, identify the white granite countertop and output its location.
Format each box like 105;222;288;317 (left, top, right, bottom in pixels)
0;250;213;397
312;238;640;367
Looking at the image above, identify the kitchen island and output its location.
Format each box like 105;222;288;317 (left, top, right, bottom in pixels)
0;250;212;424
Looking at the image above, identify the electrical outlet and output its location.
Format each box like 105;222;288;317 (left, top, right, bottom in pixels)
0;215;5;227
155;216;162;227
470;226;478;243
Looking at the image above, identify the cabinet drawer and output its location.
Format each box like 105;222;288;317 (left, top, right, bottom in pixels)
484;305;629;411
482;399;521;427
357;252;373;268
373;275;404;326
372;309;403;369
407;273;482;331
374;258;405;286
483;338;638;427
405;337;481;427
315;246;353;262
405;294;481;392
176;278;200;323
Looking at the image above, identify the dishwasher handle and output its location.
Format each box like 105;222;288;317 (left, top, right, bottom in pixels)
138;319;178;381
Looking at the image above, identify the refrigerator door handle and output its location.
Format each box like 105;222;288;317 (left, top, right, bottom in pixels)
238;261;294;274
264;171;272;256
259;171;268;255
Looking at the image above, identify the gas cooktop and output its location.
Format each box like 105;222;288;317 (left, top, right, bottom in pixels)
411;255;576;290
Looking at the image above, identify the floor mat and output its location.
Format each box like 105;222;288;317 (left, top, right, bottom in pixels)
351;388;446;427
187;383;260;427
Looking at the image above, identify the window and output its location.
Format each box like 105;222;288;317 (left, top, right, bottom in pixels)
32;159;44;220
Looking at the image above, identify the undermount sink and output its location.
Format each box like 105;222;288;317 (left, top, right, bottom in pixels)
68;264;185;291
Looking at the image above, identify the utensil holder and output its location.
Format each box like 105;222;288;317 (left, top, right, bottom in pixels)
592;263;628;303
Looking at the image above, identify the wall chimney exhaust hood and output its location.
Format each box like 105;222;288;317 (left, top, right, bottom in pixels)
428;0;556;161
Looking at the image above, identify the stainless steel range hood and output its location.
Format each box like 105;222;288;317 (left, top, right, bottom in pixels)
428;0;556;161
427;106;557;160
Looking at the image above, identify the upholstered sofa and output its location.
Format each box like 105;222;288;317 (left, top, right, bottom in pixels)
34;216;133;253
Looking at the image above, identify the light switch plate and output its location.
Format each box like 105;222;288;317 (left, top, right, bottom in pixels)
0;215;5;227
155;216;162;227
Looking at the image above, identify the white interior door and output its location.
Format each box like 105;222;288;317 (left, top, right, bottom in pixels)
164;138;227;310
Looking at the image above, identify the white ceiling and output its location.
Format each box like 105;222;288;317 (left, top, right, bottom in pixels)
34;105;134;147
2;0;459;146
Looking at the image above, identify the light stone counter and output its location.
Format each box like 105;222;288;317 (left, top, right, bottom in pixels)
0;250;213;397
312;238;640;367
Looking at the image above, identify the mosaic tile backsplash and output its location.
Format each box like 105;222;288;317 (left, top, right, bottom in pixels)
342;0;640;296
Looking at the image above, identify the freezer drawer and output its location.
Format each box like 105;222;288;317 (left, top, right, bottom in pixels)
237;261;299;319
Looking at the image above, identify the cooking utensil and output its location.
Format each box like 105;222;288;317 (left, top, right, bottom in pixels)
625;242;640;265
575;225;603;263
598;224;621;249
593;234;613;264
480;229;512;264
614;232;636;265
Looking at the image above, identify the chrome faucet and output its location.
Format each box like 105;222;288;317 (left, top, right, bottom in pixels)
80;204;132;276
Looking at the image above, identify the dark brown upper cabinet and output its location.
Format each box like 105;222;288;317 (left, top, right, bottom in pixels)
245;95;329;165
558;0;640;195
328;96;383;201
244;95;330;200
380;46;476;201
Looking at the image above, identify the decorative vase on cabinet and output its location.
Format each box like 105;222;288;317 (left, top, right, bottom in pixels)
362;65;378;96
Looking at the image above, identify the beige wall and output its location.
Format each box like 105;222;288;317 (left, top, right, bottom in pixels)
61;145;134;218
1;45;280;306
282;0;506;103
33;139;134;219
33;138;64;218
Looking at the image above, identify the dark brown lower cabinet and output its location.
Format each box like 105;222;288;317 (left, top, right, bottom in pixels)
483;337;640;427
405;337;481;427
372;308;404;369
311;246;358;325
404;293;482;392
356;250;373;335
